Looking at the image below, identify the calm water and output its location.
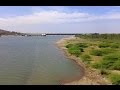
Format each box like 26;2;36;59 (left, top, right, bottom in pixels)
0;35;82;85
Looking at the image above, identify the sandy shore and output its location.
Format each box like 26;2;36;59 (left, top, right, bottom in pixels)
56;36;112;85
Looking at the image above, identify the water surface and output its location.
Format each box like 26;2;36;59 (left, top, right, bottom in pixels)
0;36;82;85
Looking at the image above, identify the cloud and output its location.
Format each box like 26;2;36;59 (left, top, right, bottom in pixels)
0;9;120;28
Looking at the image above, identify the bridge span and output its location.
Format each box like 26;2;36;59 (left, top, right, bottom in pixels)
21;33;82;36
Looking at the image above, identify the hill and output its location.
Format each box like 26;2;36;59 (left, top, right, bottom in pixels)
0;29;21;36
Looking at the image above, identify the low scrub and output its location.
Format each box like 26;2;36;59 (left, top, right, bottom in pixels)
110;43;119;48
68;45;81;57
98;43;110;48
76;43;88;48
66;44;73;48
92;53;120;70
108;73;120;85
90;48;115;56
90;49;103;56
109;60;120;70
100;69;110;76
66;43;89;57
81;54;91;64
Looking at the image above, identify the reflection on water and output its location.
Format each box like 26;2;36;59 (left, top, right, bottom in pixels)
0;36;82;85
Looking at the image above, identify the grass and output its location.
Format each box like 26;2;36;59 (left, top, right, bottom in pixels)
66;43;88;57
98;42;110;48
68;45;81;57
110;61;120;70
100;69;110;76
108;73;120;85
90;48;116;56
92;53;120;70
81;54;91;64
110;43;119;48
65;37;120;85
90;49;104;56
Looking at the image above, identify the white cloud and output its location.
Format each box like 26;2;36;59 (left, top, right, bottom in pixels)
0;10;120;28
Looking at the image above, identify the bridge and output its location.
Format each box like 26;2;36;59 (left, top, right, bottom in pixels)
20;33;82;36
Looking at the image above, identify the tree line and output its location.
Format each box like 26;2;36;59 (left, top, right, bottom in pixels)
75;33;120;40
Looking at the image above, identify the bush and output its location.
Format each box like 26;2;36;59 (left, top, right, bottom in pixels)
99;43;110;48
68;46;81;57
81;54;91;60
90;49;103;56
92;62;101;69
101;48;116;54
93;53;120;70
108;73;120;85
81;54;91;64
79;47;84;52
110;43;119;48
109;60;120;70
100;69;110;75
103;53;120;61
90;48;115;56
100;60;115;69
66;44;73;48
66;43;86;56
76;43;88;48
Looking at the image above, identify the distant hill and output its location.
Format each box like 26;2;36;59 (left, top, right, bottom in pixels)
0;29;21;36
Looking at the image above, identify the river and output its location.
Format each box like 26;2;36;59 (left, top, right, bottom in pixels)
0;35;82;85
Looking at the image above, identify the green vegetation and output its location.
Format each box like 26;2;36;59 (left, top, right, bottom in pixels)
110;43;119;48
100;69;110;76
108;73;120;85
81;54;91;64
66;43;88;57
90;49;103;56
66;44;73;48
65;33;120;84
90;48;115;56
68;46;81;57
99;43;110;48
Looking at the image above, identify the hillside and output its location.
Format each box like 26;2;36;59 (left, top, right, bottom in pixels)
0;29;21;36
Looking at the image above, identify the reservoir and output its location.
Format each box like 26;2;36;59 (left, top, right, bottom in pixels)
0;36;82;85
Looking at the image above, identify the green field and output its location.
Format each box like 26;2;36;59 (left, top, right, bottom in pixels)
65;34;120;85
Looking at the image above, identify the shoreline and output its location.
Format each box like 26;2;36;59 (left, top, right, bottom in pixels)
56;36;112;85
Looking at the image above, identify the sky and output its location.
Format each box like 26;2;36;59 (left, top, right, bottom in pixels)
0;6;120;33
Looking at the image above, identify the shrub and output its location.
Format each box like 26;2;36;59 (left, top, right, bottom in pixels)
68;46;81;57
66;44;73;48
110;43;119;48
81;54;91;60
92;62;102;69
101;60;115;69
100;69;110;75
76;43;88;48
81;54;91;64
93;53;120;70
108;73;120;85
101;48;116;54
90;48;116;56
103;53;120;61
79;47;84;52
99;43;110;48
100;53;120;69
90;49;103;56
66;43;86;56
109;60;120;70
